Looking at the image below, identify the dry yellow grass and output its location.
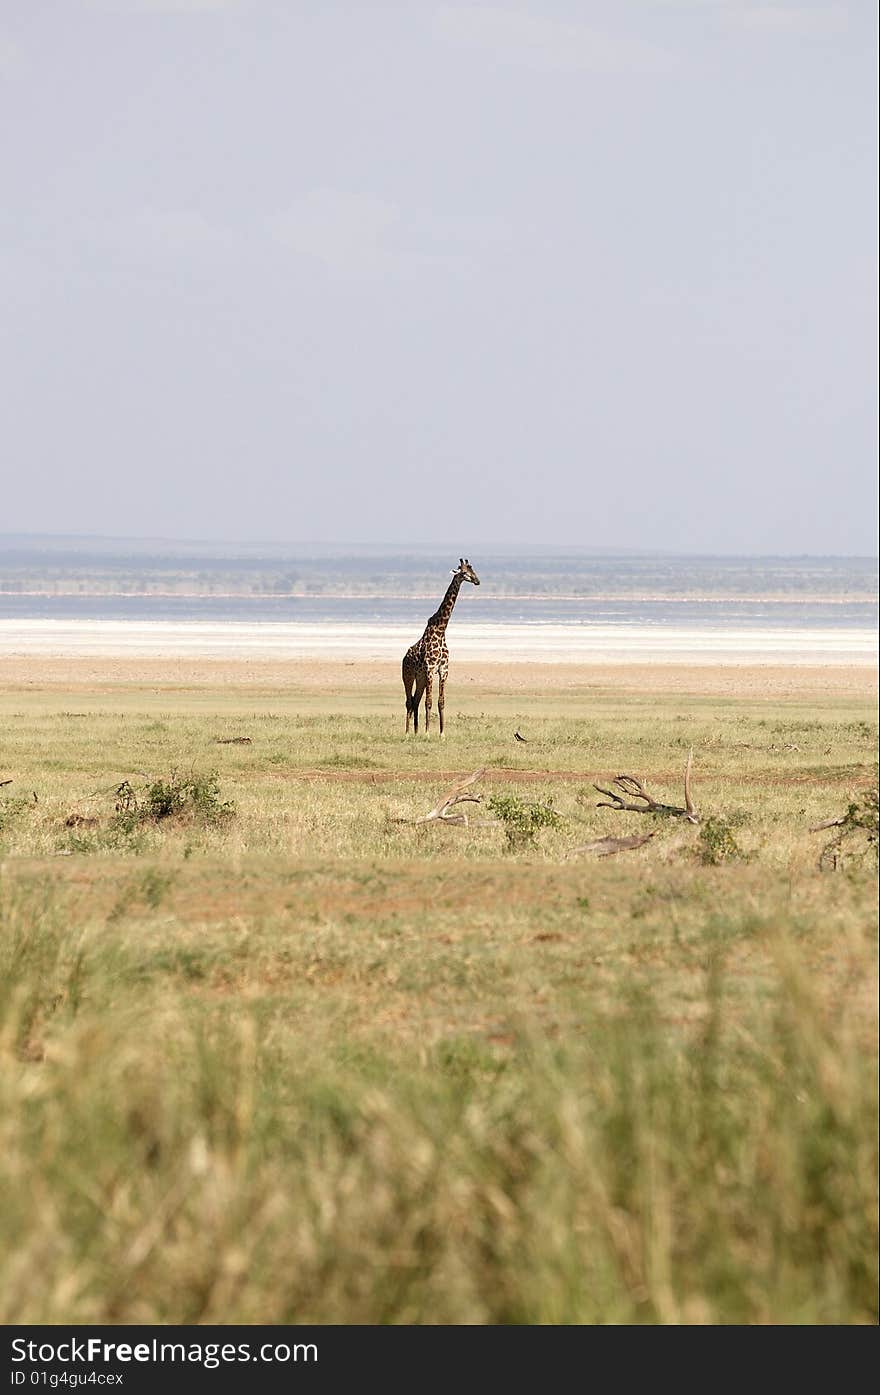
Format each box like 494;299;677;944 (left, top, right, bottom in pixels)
0;658;876;1323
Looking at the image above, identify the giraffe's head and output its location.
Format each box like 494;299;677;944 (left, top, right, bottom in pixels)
454;557;481;586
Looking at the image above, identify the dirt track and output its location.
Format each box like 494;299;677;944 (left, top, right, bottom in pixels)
273;767;873;788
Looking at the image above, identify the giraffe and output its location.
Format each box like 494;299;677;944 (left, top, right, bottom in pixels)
402;558;480;735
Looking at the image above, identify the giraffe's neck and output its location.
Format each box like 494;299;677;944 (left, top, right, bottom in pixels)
426;574;464;635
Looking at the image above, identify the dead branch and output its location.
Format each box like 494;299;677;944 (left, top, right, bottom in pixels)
214;736;253;745
684;748;697;820
809;790;878;872
594;749;699;824
565;831;656;858
0;778;12;788
392;769;499;828
115;780;139;814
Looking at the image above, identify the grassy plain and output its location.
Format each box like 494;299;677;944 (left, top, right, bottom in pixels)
1;658;877;1324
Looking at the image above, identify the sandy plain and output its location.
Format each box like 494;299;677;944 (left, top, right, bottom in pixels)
0;654;875;701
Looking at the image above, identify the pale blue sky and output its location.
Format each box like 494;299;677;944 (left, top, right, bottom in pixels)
1;1;876;552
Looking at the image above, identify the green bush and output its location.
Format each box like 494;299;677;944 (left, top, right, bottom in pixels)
818;789;879;871
698;817;747;866
488;794;561;852
114;770;235;830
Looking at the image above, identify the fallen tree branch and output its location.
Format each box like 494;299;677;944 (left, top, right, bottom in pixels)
565;832;656;858
392;769;499;828
809;790;878;871
595;749;699;824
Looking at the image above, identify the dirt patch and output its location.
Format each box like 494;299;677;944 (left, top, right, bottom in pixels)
273;767;592;785
270;767;874;789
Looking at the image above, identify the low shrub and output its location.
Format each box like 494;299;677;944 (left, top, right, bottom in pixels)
698;817;747;866
488;794;561;852
817;789;879;871
114;770;235;831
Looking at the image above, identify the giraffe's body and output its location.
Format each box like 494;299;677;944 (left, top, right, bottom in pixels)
402;559;480;735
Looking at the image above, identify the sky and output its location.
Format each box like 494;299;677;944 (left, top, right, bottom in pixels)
0;0;876;554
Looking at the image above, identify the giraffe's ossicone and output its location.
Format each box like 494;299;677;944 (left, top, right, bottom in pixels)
402;558;480;736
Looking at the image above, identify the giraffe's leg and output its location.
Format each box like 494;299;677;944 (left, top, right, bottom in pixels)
424;672;434;734
437;652;449;737
403;664;415;734
411;673;427;734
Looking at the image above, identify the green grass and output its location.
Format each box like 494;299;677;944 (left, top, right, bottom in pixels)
0;681;876;1323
